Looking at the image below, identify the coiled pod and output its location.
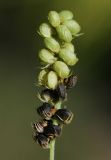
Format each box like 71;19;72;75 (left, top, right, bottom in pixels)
48;11;60;27
53;108;74;124
38;69;48;86
64;75;77;89
62;42;75;52
39;49;57;64
59;10;73;23
59;48;78;66
40;89;59;103
63;20;81;36
44;124;62;140
37;103;56;120
39;23;52;37
46;71;58;89
32;120;52;133
33;132;50;149
53;61;70;78
56;25;72;42
56;83;67;101
44;37;60;53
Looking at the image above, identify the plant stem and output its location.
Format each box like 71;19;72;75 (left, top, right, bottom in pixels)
49;101;62;160
49;139;55;160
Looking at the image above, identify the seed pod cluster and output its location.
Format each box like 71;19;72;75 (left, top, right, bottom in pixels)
32;103;73;149
32;10;81;149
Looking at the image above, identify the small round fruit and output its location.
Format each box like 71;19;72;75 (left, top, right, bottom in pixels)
53;61;70;78
63;20;81;36
59;10;73;23
39;23;52;37
39;49;57;64
56;25;72;42
59;48;78;66
47;71;58;89
62;42;75;52
48;11;60;27
44;37;60;53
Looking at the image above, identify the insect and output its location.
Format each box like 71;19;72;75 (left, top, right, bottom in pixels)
44;124;62;140
56;83;67;101
33;132;50;149
37;103;57;120
32;119;52;133
53;108;74;124
64;75;77;89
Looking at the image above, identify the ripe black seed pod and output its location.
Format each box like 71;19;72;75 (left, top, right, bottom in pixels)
56;83;67;101
37;103;56;120
41;89;59;102
53;109;73;124
44;124;62;140
32;120;51;133
64;75;77;89
37;133;50;149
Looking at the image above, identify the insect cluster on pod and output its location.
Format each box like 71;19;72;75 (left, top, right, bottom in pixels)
32;10;81;149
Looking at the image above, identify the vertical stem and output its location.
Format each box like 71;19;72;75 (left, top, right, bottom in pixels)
49;101;62;160
49;139;55;160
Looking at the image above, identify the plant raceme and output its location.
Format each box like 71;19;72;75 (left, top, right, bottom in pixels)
32;10;81;160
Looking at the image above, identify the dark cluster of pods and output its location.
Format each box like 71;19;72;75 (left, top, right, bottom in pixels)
32;75;77;149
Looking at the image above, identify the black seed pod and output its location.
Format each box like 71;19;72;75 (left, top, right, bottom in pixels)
37;133;50;149
64;75;77;89
41;89;60;102
53;109;73;124
37;103;56;120
44;124;62;140
56;83;67;101
32;120;52;133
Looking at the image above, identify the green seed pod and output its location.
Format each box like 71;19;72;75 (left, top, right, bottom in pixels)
59;10;73;23
39;23;52;37
48;11;60;27
44;37;60;53
47;71;58;89
59;48;78;66
62;42;75;52
53;61;70;78
38;69;48;85
63;20;81;36
56;25;72;42
39;49;57;64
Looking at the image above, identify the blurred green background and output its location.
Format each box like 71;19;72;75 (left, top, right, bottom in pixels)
0;0;111;160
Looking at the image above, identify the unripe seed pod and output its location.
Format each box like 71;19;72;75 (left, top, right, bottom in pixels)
47;71;58;89
53;61;70;78
39;23;52;37
44;37;60;53
59;48;79;66
62;42;75;52
59;10;73;23
56;25;72;42
39;49;57;64
38;69;48;86
48;11;60;27
63;20;81;36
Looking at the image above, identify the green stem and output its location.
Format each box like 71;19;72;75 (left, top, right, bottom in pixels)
49;101;62;160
